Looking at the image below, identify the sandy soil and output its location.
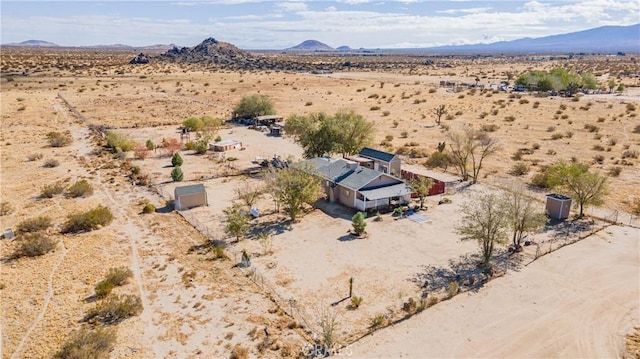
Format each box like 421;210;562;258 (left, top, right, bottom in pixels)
352;225;639;358
1;49;639;358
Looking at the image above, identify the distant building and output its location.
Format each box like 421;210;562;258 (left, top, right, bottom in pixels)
209;139;242;152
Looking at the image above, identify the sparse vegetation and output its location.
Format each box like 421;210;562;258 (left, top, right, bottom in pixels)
13;233;57;258
47;131;72;147
43;158;60;168
17;215;52;233
171;166;184;181
62;205;114;233
83;294;143;325
105;131;135;152
54;326;116;359
41;181;65;198
67;179;94;198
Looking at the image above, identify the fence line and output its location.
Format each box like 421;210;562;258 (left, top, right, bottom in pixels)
153;183;317;342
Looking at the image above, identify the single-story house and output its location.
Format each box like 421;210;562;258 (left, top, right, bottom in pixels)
174;184;208;210
348;147;402;176
300;158;411;212
209;139;242;152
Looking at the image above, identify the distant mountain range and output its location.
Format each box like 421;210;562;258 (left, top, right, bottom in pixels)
424;24;640;54
3;24;638;53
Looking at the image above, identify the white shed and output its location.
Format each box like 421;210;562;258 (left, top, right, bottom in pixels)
174;184;208;210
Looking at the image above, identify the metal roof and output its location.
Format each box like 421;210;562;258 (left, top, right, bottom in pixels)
358;147;397;163
175;184;206;197
360;183;412;200
339;166;382;190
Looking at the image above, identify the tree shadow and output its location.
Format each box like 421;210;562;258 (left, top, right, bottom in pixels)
411;249;524;297
337;233;356;242
249;218;293;237
187;238;228;255
314;200;356;221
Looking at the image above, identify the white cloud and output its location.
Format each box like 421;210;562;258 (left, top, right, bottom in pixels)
276;2;308;12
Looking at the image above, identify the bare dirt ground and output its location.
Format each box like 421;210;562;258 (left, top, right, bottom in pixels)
352;225;639;358
1;48;639;358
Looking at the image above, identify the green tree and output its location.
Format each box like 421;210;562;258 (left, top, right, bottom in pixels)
502;184;547;251
264;165;321;221
333;110;375;156
408;176;434;209
285;112;338;158
352;212;367;236
171;152;183;167
425;151;451;171
547;161;607;218
233;94;275;119
170;166;184;182
145;139;155;150
455;192;509;271
223;203;250;242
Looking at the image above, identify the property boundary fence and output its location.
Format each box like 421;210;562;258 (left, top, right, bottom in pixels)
153;183;317;342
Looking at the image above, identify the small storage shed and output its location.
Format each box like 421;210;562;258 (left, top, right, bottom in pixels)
209;139;242;152
546;193;572;220
174;184;208;211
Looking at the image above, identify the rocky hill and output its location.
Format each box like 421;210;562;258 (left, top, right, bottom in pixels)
152;37;334;72
285;40;335;51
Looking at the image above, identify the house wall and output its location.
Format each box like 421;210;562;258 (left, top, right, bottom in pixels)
389;158;401;176
337;185;356;208
176;193;207;210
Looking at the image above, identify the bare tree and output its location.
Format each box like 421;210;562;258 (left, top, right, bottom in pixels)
469;132;501;184
447;128;473;181
235;181;264;208
433;104;447;125
455;191;509;272
501;184;547;251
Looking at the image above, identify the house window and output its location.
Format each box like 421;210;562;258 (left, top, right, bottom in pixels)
344;189;350;196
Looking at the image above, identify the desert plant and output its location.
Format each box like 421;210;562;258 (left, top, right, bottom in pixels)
230;345;249;359
584;124;599;133
134;143;150;160
402;297;418;313
83;294;143;325
351;212;366;236
171;152;183;167
105;267;133;286
47;131;72;147
62;205;113;233
94;280;114;299
14;233;57;258
170;166;184;182
43;158;60;168
67;179;93;198
400;131;408;138
54;326;116;359
145;139;155;150
370;106;381;111
0;201;14;216
41;182;65;198
233;94;275;119
350;296;363;309
374;212;383;222
622;150;639;159
447;281;459;298
105;131;135;152
369;314;386;329
608;166;622;177
27;153;44;161
142;203;156;214
509;162;529;176
17;215;52;233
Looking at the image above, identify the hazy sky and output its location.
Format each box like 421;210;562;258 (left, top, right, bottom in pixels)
1;0;638;49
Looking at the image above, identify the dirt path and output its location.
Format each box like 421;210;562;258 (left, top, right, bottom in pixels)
8;240;70;359
351;225;639;358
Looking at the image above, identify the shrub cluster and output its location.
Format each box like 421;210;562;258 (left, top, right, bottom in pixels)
94;267;133;299
41;182;65;198
83;294;142;325
47;131;72;147
105;132;135;152
66;179;94;198
62;205;113;233
54;326;116;359
17;215;52;233
14;233;57;258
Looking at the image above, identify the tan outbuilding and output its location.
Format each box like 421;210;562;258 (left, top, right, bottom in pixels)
174;184;208;211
